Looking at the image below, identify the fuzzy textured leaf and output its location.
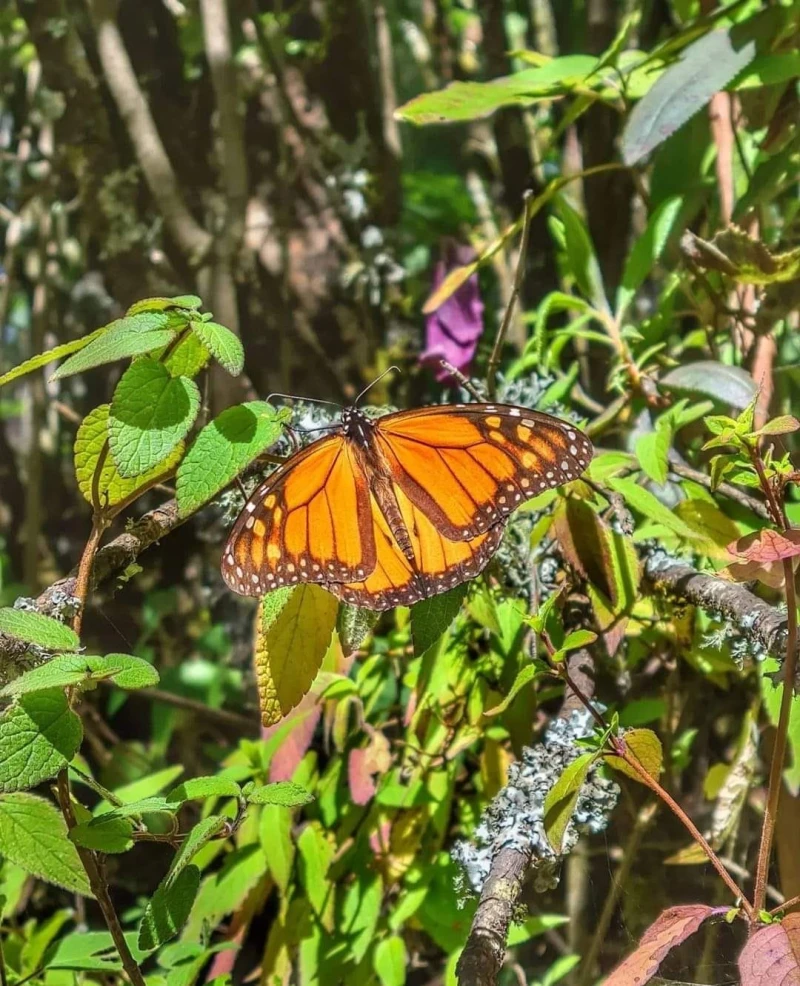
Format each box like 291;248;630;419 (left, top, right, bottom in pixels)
1;653;158;697
176;401;290;516
246;781;315;807
0;792;92;896
74;404;184;508
70;815;134;854
738;912;800;986
138;865;201;950
51;312;177;379
0;608;79;652
254;585;338;726
167;777;242;803
0;326;105;390
604;905;717;985
0;691;83;792
109;359;200;477
189;321;244;375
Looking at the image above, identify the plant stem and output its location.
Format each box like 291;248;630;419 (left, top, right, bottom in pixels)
72;520;105;637
753;555;798;914
486;189;534;400
55;771;146;986
608;738;755;920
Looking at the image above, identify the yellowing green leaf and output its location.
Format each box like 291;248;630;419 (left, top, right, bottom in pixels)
606;728;663;783
74;405;183;509
254;585;338;726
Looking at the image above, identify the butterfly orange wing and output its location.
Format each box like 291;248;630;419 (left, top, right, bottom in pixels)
221;433;376;596
333;486;506;610
374;403;593;540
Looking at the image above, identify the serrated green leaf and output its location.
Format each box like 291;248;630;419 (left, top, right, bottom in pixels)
0;608;79;651
0;691;83;792
74;404;184;508
176;401;290;516
167;777;242;803
543;752;598;852
246;781;314;807
622;29;756;164
44;930;147;971
52;312;178;379
94;796;175;821
99;765;184;812
254;585;337;726
483;663;543;717
374;935;407;986
606;728;663;784
127;296;202;315
138;865;201;950
0;326;105;390
155;330;212;379
189;322;244;376
165;815;228;887
1;653;158;697
109;359;200;477
410;584;467;657
70;815;134;853
0;792;92;896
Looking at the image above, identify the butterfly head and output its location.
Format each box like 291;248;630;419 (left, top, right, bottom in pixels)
341;405;375;449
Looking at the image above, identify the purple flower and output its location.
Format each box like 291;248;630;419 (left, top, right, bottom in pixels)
420;241;484;382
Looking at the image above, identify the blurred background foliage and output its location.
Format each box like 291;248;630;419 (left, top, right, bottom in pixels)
2;0;800;984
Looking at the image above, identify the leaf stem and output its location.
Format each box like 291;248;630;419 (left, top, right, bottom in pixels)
55;771;146;986
486;189;534;401
72;520;105;637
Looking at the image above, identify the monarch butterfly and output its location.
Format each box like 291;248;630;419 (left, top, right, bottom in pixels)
221;403;593;610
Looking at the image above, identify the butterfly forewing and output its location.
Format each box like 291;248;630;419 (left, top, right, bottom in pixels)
375;404;593;540
221;434;376;596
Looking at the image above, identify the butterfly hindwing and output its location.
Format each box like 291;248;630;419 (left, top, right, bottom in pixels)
375;403;592;540
221;434;377;596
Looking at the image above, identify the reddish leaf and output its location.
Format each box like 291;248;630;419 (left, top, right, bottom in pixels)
739;913;800;986
729;529;800;564
604;905;717;986
348;728;393;806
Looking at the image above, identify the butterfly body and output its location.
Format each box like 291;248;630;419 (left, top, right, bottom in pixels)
222;402;593;610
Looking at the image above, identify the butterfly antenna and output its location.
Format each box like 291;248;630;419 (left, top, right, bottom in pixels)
354;366;400;406
265;392;343;411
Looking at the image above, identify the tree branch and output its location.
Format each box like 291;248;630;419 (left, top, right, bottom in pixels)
85;0;212;265
643;552;788;657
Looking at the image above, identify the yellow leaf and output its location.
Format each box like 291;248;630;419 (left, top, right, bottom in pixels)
254;585;339;726
665;842;708;866
480;737;512;799
74;405;183;509
606;728;663;784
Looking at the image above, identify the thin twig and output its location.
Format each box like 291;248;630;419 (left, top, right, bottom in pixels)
486;190;534;401
142;687;258;734
669;461;770;520
753;556;798;914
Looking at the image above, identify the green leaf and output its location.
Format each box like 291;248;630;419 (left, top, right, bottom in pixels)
254;584;338;726
0;691;83;792
635;426;671;486
374;935;407;986
553;195;608;312
52;312;177;379
93;796;175;821
109;359;200;477
74;404;184;508
606;728;663;784
70;815;134;854
44;930;146;971
0;792;92;895
164;815;228;886
0;326;105;390
543;752;597;853
246;781;314;807
138;865;201;950
259;804;294;893
395;57;597;124
337;604;379;656
189;322;244;376
167;777;242;803
561;629;598;653
410;584;467;657
1;653;159;697
99;764;184;811
127;295;202;315
297;823;334;930
484;663;543;717
159;331;212;378
756;415;800;437
608;477;709;543
176;401;290;517
616;195;683;317
662;360;757;411
622;28;756;164
0;608;79;651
